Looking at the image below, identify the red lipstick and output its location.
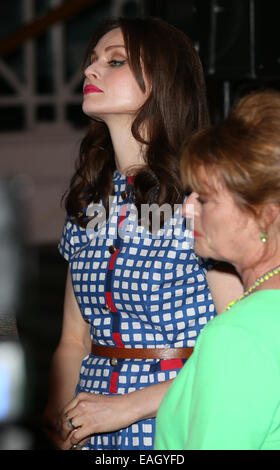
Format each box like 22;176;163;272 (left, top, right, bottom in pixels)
84;84;103;94
193;230;202;238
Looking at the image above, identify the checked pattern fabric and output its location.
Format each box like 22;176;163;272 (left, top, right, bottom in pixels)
58;170;216;449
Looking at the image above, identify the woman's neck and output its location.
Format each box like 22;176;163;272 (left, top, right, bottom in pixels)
106;117;146;175
105;117;146;175
238;257;280;293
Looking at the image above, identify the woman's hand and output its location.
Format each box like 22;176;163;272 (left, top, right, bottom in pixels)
42;406;71;450
55;380;173;449
58;392;132;449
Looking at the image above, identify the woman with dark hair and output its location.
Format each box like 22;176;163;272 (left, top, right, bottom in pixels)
43;16;242;450
155;90;280;450
65;16;209;225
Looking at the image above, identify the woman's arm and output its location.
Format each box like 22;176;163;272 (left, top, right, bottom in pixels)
52;263;243;449
47;263;242;449
183;323;278;450
206;262;243;314
43;267;91;447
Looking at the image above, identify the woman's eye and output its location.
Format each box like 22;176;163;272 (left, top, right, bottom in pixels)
108;59;126;67
197;197;206;205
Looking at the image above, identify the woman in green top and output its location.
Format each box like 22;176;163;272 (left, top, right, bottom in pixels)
155;90;280;450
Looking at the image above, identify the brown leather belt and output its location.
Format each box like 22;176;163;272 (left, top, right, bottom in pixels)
91;344;193;360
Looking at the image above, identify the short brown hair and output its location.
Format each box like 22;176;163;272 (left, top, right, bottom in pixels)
181;89;280;216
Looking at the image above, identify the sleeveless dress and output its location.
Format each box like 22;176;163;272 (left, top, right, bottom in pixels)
58;170;216;450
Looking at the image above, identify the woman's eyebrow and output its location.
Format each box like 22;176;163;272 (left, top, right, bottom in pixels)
104;44;126;52
90;45;125;59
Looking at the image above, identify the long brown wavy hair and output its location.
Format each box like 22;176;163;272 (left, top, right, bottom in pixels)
64;16;210;227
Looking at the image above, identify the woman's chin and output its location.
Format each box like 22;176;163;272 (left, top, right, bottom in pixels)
194;240;210;258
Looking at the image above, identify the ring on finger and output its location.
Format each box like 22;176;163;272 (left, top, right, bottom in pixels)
70;444;81;450
67;418;76;430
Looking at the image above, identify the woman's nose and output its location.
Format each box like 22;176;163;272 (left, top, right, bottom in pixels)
84;62;100;80
183;192;200;218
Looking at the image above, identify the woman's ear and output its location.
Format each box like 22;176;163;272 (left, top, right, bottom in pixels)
258;203;280;234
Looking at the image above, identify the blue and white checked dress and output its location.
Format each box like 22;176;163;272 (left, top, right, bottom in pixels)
58;170;216;450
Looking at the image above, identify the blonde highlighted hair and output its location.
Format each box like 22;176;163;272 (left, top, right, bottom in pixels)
181;89;280;216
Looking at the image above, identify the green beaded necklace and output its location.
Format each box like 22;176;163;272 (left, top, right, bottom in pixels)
226;264;280;310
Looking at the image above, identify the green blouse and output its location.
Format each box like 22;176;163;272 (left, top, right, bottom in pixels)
155;290;280;450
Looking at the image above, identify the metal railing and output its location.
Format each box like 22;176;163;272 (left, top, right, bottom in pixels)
0;0;143;131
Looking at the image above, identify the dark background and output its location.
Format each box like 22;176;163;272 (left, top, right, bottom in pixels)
0;0;279;449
